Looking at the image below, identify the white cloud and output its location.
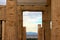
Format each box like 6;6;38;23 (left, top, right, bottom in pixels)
26;24;38;33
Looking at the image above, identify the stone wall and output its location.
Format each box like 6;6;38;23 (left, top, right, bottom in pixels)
0;0;51;40
5;0;18;40
51;0;60;40
23;27;26;40
38;24;44;40
0;6;5;20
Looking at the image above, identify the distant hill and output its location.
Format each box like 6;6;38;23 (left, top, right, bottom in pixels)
26;32;38;38
26;32;38;35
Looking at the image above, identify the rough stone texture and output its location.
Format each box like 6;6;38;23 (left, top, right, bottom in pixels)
38;24;44;40
17;6;22;40
51;0;60;40
0;5;50;40
42;28;44;40
38;24;43;40
0;6;6;20
23;27;26;40
0;0;51;40
5;0;18;40
43;20;51;40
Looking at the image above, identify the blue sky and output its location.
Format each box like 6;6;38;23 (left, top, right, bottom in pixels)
23;11;42;33
0;0;6;5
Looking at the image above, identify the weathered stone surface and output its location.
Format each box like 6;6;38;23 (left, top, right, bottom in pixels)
51;0;60;40
5;0;17;40
38;24;42;40
43;20;51;40
38;24;44;40
23;27;26;40
0;0;51;40
0;6;5;20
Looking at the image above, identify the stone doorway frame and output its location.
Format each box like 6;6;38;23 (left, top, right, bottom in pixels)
17;5;50;40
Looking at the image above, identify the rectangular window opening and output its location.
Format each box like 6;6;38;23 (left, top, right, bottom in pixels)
23;11;42;40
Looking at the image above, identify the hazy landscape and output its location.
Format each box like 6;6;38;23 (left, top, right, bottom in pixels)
26;32;38;40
